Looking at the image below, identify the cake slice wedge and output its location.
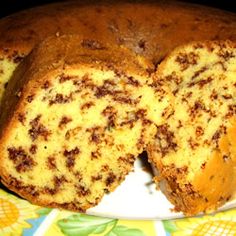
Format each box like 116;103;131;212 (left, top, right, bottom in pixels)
148;40;236;215
0;35;172;211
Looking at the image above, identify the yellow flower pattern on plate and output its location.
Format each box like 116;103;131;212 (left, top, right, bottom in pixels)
193;220;236;236
1;186;236;236
0;198;19;228
0;188;40;236
164;209;236;236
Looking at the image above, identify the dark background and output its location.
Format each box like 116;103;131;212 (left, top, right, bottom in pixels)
0;0;236;18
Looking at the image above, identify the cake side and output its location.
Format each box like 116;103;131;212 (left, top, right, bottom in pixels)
1;1;236;62
148;40;236;215
0;35;172;211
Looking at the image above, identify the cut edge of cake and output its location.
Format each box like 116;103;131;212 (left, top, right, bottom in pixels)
148;40;236;215
0;34;173;212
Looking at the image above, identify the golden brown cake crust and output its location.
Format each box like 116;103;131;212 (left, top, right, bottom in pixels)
0;35;152;137
1;0;236;64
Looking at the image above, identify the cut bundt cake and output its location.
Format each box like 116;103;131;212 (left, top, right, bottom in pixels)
148;40;236;215
2;32;235;216
0;35;172;211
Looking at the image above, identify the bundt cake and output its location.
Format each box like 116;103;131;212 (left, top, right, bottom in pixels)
148;40;236;215
1;0;236;105
0;35;173;211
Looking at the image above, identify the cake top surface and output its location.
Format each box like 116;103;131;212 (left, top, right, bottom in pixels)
1;1;236;64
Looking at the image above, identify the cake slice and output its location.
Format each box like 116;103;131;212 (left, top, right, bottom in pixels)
148;40;236;215
0;35;172;211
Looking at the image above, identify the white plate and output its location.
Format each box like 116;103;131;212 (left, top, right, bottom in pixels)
87;156;236;220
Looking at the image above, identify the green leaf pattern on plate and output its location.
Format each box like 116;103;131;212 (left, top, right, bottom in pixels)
163;220;177;233
57;214;146;236
57;214;118;236
106;225;145;236
36;207;52;216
